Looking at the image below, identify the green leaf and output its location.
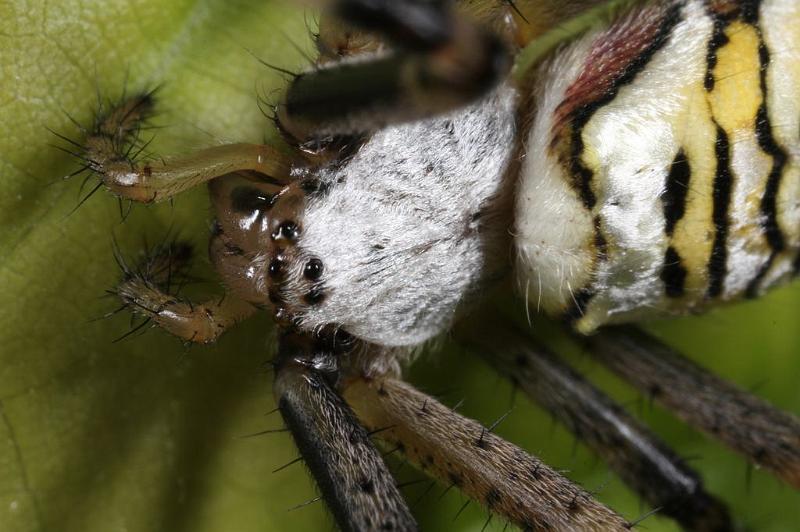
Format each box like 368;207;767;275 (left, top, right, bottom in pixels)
1;1;799;531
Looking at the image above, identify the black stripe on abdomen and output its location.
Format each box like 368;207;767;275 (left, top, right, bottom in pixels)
746;36;788;297
707;124;733;299
563;218;606;325
661;246;687;298
563;287;596;324
661;150;690;298
662;149;691;236
704;15;730;91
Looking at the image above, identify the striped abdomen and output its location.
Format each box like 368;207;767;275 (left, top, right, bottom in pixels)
516;0;800;333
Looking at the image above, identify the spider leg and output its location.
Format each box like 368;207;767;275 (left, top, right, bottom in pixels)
460;316;733;532
585;326;800;489
342;374;631;531
274;331;418;531
278;0;512;141
78;92;297;203
113;240;256;343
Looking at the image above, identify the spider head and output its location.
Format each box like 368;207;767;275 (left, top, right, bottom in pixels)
212;86;514;350
209;172;370;347
257;157;507;349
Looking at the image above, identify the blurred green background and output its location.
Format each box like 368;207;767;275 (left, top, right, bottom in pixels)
1;0;799;530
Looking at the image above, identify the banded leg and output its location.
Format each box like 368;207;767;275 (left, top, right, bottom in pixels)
342;374;630;531
585;326;800;488
279;0;512;140
459;317;733;532
79;92;296;203
114;240;256;343
274;331;418;532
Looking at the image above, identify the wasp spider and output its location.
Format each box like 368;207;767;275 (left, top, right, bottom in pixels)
62;0;800;530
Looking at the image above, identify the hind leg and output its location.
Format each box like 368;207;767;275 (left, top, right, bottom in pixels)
585;326;800;488
459;313;733;531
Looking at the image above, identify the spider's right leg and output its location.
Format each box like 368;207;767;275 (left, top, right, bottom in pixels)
78;92;298;203
342;373;631;531
278;0;512;141
460;316;733;532
274;331;418;532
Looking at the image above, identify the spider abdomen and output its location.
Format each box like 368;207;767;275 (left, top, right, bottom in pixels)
517;0;800;333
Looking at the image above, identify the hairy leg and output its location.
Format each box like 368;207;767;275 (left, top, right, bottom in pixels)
113;241;256;343
460;316;733;532
274;332;418;532
342;373;630;531
279;0;512;141
78;92;297;203
585;326;800;489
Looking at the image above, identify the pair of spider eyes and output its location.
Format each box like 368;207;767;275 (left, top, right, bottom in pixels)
268;256;324;281
268;220;324;279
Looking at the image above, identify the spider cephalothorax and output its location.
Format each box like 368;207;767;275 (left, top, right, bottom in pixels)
63;0;800;530
212;85;518;349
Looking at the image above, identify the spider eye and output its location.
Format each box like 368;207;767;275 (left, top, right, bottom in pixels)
268;257;284;278
304;258;324;280
273;220;300;241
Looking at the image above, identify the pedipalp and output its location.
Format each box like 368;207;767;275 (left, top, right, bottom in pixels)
112;239;257;344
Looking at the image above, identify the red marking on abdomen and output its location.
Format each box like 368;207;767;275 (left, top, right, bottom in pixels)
551;4;671;139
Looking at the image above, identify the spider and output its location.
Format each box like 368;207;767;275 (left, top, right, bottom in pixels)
59;0;800;530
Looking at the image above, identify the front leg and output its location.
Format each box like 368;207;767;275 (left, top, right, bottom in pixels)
278;0;512;141
77;92;297;203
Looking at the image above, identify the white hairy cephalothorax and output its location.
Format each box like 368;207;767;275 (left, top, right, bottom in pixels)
290;86;518;347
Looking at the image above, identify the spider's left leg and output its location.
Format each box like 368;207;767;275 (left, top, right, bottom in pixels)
273;331;418;531
585;326;800;489
278;0;512;140
79;92;298;203
342;374;631;530
459;316;733;532
113;240;256;344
